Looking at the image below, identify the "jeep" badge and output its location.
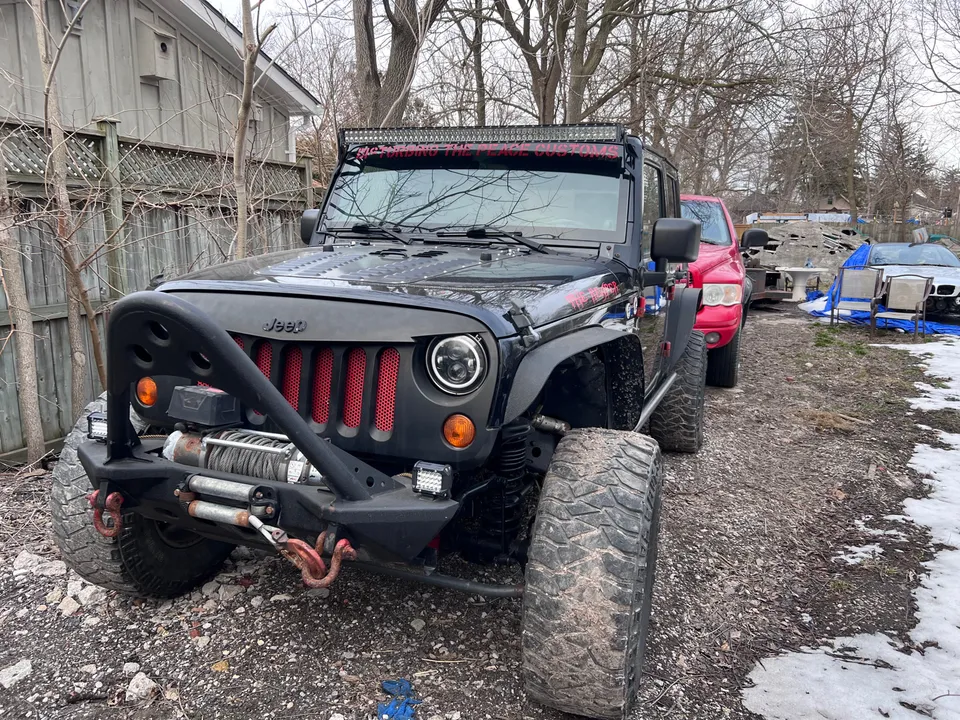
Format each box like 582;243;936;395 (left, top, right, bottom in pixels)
262;318;307;333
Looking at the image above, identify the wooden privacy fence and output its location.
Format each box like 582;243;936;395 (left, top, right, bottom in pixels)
0;119;314;457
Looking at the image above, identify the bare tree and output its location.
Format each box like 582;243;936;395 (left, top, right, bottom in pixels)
353;0;450;125
27;0;106;417
234;1;277;259
0;146;45;461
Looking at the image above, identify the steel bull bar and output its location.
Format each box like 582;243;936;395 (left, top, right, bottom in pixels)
79;291;461;569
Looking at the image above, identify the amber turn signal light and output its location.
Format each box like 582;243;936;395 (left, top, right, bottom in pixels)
136;377;158;407
443;414;476;448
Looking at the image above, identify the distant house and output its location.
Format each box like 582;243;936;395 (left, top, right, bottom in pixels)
816;194;851;214
0;0;318;161
894;190;939;223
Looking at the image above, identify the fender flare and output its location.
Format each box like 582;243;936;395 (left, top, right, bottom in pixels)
663;285;702;375
502;327;634;424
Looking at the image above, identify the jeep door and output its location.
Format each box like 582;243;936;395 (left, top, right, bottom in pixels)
637;158;679;392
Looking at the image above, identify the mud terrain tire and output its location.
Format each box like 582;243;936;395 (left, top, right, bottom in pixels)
522;429;662;719
706;327;741;388
50;395;233;597
648;330;706;452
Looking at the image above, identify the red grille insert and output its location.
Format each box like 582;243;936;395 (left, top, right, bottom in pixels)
281;347;302;410
255;344;272;377
374;348;400;432
311;348;334;424
343;348;366;428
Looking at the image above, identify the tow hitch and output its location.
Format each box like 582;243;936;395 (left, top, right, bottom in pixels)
175;474;357;589
87;489;124;538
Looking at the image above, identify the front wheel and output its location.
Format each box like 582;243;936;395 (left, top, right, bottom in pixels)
648;330;707;452
706;328;741;388
522;429;662;719
50;395;234;598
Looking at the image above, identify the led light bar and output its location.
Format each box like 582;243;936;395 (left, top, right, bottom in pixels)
341;124;624;147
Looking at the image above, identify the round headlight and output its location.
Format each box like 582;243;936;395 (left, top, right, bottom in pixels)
428;335;487;395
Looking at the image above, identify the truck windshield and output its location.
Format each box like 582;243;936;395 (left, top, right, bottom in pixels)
680;199;731;246
324;147;628;244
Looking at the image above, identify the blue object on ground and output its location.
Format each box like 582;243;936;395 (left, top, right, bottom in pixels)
802;243;960;336
806;289;825;302
378;679;422;720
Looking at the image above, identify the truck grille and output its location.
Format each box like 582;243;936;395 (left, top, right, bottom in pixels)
231;336;403;439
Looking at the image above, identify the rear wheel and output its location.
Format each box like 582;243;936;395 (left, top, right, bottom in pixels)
522;429;662;719
706;327;741;388
50;395;234;598
648;330;707;452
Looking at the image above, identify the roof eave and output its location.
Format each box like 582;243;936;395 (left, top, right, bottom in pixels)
155;0;318;115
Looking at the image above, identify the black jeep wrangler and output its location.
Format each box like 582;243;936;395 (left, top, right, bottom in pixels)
51;124;705;719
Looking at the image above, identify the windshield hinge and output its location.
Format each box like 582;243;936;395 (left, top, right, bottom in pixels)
506;302;541;348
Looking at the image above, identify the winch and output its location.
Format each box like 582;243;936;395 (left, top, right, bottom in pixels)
162;428;326;485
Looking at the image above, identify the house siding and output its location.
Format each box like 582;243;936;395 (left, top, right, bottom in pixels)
0;0;291;161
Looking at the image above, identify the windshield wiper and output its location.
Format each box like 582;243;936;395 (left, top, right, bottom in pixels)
436;226;550;254
325;224;411;244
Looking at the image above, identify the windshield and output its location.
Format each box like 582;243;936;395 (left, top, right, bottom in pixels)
680;199;731;246
869;244;960;267
323;148;628;243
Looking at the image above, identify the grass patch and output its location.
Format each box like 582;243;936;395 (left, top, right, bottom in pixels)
813;326;869;356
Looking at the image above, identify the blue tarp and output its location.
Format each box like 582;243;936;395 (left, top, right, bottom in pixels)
803;243;960;336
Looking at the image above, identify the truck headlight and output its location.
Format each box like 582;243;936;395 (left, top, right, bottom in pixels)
427;335;487;395
702;283;742;306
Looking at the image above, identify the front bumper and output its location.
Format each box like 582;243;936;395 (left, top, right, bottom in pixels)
695;304;741;349
78;439;457;561
92;291;463;561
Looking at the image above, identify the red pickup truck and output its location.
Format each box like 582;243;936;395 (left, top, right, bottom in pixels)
680;195;765;388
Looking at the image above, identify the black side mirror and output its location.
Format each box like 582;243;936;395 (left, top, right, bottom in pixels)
300;209;320;245
651;218;700;263
740;227;769;250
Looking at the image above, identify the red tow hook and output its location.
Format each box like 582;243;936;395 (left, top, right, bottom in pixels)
86;490;124;538
280;530;357;589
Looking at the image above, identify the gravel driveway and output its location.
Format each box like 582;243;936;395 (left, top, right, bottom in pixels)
0;306;942;719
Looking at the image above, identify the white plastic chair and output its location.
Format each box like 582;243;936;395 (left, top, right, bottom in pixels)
831;267;882;326
871;275;932;339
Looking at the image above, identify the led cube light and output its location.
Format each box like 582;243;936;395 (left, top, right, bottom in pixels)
412;461;454;499
87;411;108;441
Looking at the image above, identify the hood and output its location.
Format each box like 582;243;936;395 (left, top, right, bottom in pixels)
689;243;741;279
159;244;629;331
875;265;960;283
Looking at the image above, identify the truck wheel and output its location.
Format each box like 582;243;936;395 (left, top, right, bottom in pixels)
648;330;706;453
522;429;662;719
50;395;233;598
706;327;741;388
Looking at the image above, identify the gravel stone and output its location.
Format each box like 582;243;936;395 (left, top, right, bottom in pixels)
125;671;159;702
122;662;141;676
77;584;106;606
201;581;219;597
0;660;32;689
57;596;80;617
410;618;426;632
270;593;293;602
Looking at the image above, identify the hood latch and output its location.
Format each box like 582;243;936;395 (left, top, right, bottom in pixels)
506;302;541;348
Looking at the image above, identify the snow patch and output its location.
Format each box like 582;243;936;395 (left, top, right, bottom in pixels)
833;543;884;565
854;517;907;541
743;340;960;719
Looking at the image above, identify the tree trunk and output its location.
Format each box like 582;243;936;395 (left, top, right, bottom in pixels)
470;0;486;125
29;0;99;420
353;0;447;126
233;0;257;260
0;149;45;462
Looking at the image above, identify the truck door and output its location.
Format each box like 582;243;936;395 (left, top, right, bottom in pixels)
638;161;668;392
